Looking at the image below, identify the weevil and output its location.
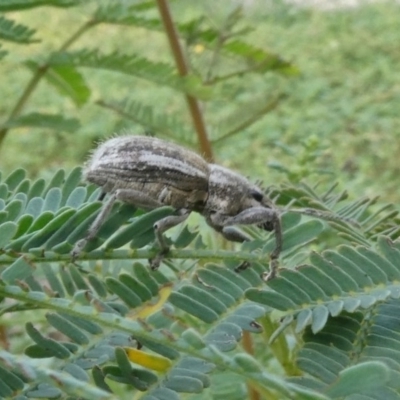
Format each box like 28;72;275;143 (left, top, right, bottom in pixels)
71;135;282;279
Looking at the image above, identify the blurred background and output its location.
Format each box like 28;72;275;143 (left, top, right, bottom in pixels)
1;0;399;202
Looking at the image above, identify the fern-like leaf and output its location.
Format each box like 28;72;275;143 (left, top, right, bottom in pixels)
2;169;400;399
247;240;400;336
96;98;193;143
4;112;80;132
222;40;298;75
0;15;38;44
291;304;400;400
0;0;80;12
25;60;91;106
48;50;213;100
90;7;297;78
0;262;325;399
0;168;336;399
93;2;157;26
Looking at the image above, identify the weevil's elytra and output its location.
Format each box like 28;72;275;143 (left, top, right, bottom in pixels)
72;135;282;278
85;136;210;211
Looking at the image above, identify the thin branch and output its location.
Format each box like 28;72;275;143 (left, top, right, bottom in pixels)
242;331;262;400
204;28;227;84
213;93;285;144
0;247;268;266
155;0;214;162
204;8;243;84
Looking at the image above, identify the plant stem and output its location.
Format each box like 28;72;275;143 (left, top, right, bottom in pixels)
242;331;262;400
0;247;269;265
155;0;214;162
213;93;286;144
0;19;96;150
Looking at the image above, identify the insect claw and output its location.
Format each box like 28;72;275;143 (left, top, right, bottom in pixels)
234;261;251;273
70;238;87;261
149;256;161;270
262;258;279;281
148;248;170;270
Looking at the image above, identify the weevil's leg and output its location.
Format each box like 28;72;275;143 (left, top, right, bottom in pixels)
218;227;253;274
71;191;118;259
98;191;107;201
263;214;282;281
221;207;278;228
218;207;283;280
71;188;164;259
234;261;251;273
220;226;250;242
149;209;191;270
115;189;163;209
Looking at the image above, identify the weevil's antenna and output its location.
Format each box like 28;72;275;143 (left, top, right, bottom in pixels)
283;207;360;228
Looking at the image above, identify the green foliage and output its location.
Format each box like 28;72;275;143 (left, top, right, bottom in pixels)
0;0;295;174
0;0;79;12
249;1;400;201
1;168;400;399
1;0;400;200
2;1;400;398
0;15;38;43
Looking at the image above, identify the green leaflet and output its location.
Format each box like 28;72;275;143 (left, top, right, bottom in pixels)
61;167;84;205
105;206;173;250
27;178;45;200
4;168;26;191
5;112;80;132
0;183;8;199
21;209;76;251
169;292;219;323
118;273;153;302
327;362;390;398
25;322;71;359
179;285;228;316
105;277;142;308
46;313;89;345
27;62;91;107
1;256;33;284
4;199;24;221
43;187;62;212
0;221;17;248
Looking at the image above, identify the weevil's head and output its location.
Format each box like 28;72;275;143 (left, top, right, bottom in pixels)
205;164;274;231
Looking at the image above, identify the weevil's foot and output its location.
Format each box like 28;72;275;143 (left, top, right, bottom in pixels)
71;239;87;260
149;256;161;270
262;258;279;281
234;261;250;273
262;270;276;281
149;248;169;271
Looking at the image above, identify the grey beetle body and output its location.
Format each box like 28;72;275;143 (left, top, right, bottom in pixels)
84;136;210;212
72;135;282;278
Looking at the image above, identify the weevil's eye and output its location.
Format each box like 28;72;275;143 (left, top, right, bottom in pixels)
250;190;263;202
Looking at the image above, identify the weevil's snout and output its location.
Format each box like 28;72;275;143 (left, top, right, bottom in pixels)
257;201;275;231
249;189;276;232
